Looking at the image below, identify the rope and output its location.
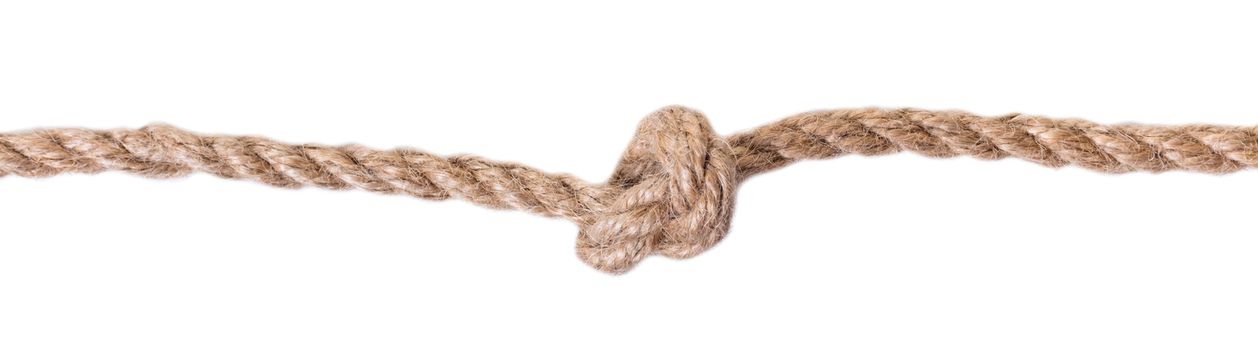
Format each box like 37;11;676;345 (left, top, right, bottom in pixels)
3;106;1255;273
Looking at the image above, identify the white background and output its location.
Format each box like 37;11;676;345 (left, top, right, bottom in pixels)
2;1;1256;349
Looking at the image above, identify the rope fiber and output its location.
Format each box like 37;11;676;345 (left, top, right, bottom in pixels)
3;106;1255;273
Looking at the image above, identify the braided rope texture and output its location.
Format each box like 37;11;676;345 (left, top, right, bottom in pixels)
3;106;1256;273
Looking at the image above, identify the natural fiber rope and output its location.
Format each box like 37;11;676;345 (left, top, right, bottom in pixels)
3;106;1256;273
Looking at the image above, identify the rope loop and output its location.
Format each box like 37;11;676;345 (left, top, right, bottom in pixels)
576;106;737;273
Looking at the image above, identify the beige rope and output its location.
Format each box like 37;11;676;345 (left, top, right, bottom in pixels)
3;106;1256;273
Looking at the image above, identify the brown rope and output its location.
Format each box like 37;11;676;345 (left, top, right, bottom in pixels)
3;106;1256;273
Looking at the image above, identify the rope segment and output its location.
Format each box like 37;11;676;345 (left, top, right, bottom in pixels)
3;106;1254;273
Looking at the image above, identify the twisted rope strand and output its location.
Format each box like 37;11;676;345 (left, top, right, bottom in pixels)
3;106;1255;273
725;108;1258;177
0;124;611;220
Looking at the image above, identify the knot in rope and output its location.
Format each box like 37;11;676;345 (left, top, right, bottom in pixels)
575;106;738;273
